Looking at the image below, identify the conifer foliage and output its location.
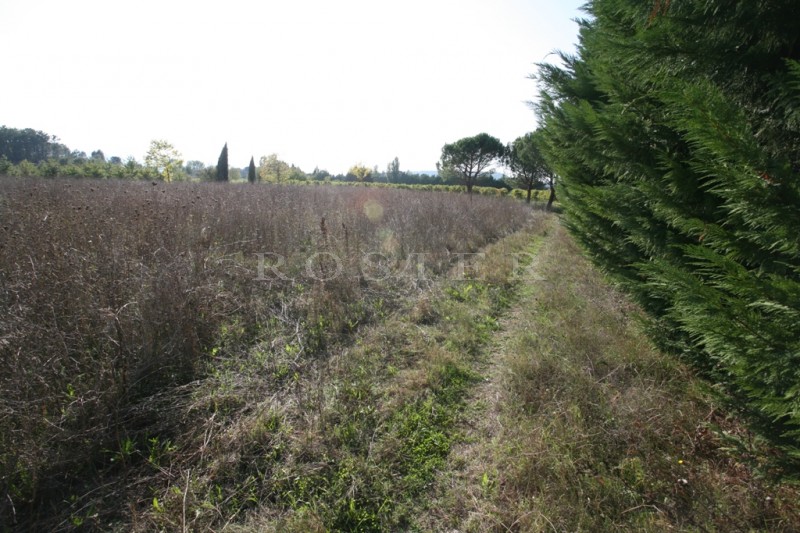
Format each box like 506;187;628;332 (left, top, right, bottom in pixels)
216;142;228;182
248;155;257;183
536;0;800;467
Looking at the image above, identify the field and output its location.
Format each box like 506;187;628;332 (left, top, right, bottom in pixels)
1;178;798;531
0;178;531;530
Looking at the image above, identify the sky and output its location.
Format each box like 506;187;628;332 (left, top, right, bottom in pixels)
0;0;585;174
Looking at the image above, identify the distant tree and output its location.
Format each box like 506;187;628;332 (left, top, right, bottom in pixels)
0;126;70;163
0;155;11;175
286;164;306;181
386;157;401;183
123;157;139;179
144;139;183;182
107;161;127;179
108;156;123;165
506;131;555;206
39;159;61;177
199;166;217;182
216;143;229;182
311;166;331;181
248;156;257;183
83;159;106;178
436;161;461;185
13;160;40;177
185;160;205;176
259;153;291;183
347;163;373;182
439;133;505;195
90;149;105;162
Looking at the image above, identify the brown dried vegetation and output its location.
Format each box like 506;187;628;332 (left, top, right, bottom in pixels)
0;178;531;530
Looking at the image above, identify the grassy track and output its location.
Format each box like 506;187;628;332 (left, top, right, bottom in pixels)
417;220;800;532
236;212;800;532
206;212;555;531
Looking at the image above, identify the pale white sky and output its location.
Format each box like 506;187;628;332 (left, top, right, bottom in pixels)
0;0;584;174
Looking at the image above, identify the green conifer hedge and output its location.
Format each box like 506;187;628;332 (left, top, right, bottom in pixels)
537;0;800;470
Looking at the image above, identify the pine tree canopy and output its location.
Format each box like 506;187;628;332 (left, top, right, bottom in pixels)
536;0;800;471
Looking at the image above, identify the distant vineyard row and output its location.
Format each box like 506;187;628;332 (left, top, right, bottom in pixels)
0;157;553;202
276;179;553;201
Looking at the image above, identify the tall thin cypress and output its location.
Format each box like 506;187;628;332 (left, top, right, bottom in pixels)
216;143;228;182
247;156;257;183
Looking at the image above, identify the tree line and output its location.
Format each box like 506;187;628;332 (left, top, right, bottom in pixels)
0;127;556;202
536;0;800;471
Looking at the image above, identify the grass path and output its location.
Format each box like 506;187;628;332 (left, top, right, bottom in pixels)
165;212;558;532
414;216;552;532
417;218;800;532
230;213;799;532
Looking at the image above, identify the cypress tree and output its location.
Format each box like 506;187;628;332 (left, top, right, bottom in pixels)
248;156;257;183
216;143;228;182
537;0;800;469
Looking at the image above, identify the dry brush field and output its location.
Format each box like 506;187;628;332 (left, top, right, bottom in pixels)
0;178;533;530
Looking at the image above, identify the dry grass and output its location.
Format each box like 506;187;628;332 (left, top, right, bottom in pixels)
0;177;533;531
